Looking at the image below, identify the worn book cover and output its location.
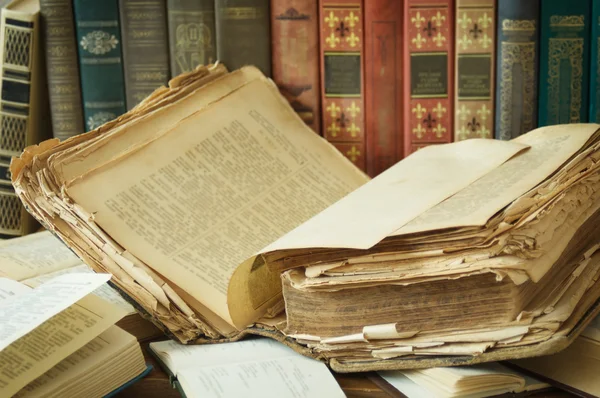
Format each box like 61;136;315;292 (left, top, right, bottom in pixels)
590;0;600;123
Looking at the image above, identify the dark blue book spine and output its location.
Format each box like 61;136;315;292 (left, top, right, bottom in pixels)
495;0;540;139
590;0;600;122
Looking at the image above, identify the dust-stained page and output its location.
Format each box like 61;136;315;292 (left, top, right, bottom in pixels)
0;231;81;281
0;294;126;397
66;78;367;327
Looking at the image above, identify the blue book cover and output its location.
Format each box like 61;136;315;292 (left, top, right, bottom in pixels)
590;0;600;122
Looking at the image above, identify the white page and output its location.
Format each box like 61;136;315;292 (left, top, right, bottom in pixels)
0;278;30;301
378;372;437;398
178;356;345;398
0;273;111;351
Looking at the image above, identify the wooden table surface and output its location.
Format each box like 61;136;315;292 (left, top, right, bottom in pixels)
113;341;579;398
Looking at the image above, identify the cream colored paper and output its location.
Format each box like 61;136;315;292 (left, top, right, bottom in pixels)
0;278;30;300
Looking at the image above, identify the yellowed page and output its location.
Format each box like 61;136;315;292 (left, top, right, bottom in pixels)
65;77;367;328
262;138;528;252
0;231;80;281
0;294;126;397
395;123;600;236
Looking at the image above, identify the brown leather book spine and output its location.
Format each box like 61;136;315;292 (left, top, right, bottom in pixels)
40;0;85;140
216;0;272;76
455;0;496;140
364;0;403;177
319;0;366;171
167;0;216;78
120;0;170;109
271;0;321;134
404;0;454;156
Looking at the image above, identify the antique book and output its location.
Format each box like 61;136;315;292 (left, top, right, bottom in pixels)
403;0;453;156
11;64;600;371
149;338;345;397
73;0;127;131
319;0;366;171
166;0;216;77
377;364;549;398
216;0;272;76
538;0;592;126
0;272;149;397
40;0;85;140
119;0;170;109
364;0;403;177
271;0;321;134
454;0;496;140
0;0;49;238
494;0;540;140
590;0;600;123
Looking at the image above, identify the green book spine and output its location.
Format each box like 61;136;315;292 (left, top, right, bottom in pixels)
73;0;127;131
590;0;600;122
538;0;592;126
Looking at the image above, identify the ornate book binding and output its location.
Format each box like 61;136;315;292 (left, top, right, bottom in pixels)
455;0;496;141
167;0;216;78
119;0;170;109
495;0;540;140
73;0;127;131
364;0;403;177
271;0;321;134
539;1;592;126
319;0;366;171
40;0;85;140
590;1;600;122
404;0;453;156
216;0;272;77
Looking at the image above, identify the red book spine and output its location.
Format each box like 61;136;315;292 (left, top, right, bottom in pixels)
319;0;366;171
364;0;404;177
271;0;321;134
404;0;454;156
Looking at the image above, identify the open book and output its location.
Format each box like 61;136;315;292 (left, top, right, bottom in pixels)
0;273;148;397
0;230;163;341
10;64;600;371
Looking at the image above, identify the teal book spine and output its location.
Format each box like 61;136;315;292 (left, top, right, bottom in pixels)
538;0;592;126
590;0;600;122
73;0;127;131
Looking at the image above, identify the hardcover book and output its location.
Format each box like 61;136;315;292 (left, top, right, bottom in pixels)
119;0;170;109
404;0;454;156
73;0;127;131
319;0;366;171
40;0;85;140
538;0;591;126
364;0;403;176
271;0;321;134
495;0;540;140
167;0;216;77
454;0;496;141
590;0;600;123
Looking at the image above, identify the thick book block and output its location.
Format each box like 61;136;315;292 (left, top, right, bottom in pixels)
319;0;366;171
364;0;403;177
404;0;454;156
167;0;216;77
271;0;321;134
590;1;600;122
119;0;170;109
73;0;127;131
455;0;496;141
40;0;85;140
495;0;540;140
216;0;272;76
539;0;592;126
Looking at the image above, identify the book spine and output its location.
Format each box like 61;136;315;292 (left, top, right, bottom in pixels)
166;0;216;78
216;0;272;76
0;8;39;237
73;0;127;131
590;0;600;122
119;0;170;109
454;0;495;140
319;0;366;171
270;0;321;135
539;0;592;126
364;0;403;177
40;0;85;140
494;0;540;139
404;0;453;156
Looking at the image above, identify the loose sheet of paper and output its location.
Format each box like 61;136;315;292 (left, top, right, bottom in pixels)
0;278;30;301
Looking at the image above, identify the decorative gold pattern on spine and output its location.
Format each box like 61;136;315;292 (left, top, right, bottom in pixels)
547;38;584;123
550;15;585;27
